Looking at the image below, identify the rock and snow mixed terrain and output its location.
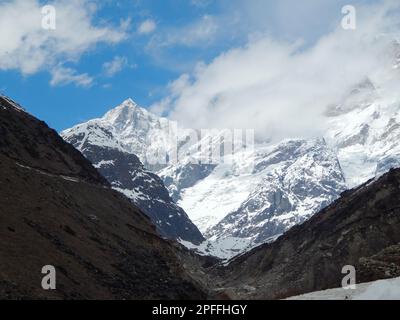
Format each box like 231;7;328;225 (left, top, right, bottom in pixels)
61;100;204;244
218;167;400;299
175;77;400;258
61;46;400;260
206;139;347;244
61;99;347;259
62;82;400;259
164;138;347;259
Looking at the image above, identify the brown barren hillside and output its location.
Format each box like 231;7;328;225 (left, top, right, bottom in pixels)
0;96;206;299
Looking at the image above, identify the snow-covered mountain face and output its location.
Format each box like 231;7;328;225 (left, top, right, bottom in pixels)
61;103;204;245
206;139;346;243
323;42;400;188
62;47;400;259
160;138;347;259
325;79;400;188
62;99;180;172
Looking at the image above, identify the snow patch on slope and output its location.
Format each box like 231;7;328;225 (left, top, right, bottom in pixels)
287;277;400;300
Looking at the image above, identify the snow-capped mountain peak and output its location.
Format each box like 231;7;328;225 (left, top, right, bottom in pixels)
61;100;205;245
62;99;177;171
102;98;155;128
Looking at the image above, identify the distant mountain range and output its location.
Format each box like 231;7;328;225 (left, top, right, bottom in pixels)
62;68;400;259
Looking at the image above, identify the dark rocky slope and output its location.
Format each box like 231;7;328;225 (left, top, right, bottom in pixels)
62;119;204;245
75;144;204;244
0;96;206;299
0;96;107;186
216;167;400;299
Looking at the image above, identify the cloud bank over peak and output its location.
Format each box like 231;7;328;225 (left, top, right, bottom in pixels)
151;1;400;141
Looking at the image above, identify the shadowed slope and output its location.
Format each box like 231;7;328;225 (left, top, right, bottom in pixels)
0;96;206;299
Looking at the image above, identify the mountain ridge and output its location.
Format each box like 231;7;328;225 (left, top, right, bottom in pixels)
62;99;204;244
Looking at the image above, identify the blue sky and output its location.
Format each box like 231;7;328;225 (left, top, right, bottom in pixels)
0;0;384;131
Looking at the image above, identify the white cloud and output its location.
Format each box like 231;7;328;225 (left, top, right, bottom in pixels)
138;19;157;34
147;0;340;51
0;0;128;83
50;66;93;87
102;56;129;77
153;1;400;141
147;15;218;50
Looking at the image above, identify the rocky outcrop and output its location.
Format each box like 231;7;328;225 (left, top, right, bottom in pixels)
358;244;400;283
80;144;204;244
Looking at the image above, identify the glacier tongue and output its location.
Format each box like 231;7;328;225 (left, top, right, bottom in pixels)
172;149;264;234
